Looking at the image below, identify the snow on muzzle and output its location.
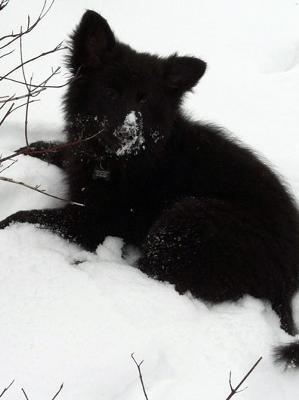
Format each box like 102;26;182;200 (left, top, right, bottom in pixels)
111;111;145;156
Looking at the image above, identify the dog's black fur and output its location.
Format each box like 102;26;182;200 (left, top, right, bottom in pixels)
1;10;299;366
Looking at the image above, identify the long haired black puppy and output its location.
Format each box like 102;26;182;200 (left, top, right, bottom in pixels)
1;11;299;367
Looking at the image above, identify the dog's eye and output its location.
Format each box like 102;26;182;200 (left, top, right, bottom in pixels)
137;93;148;104
105;87;119;100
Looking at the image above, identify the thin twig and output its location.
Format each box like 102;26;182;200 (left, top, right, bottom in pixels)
21;388;29;400
0;96;12;111
24;76;32;145
0;48;14;59
0;380;14;397
225;357;262;400
0;176;84;207
51;383;64;400
0;102;14;126
21;383;63;400
131;353;149;400
19;30;31;145
0;0;9;11
0;159;17;173
0;99;39;127
19;28;29;90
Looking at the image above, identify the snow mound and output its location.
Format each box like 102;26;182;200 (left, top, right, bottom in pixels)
0;224;298;399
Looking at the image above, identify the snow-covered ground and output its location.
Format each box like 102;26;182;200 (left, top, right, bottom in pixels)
0;0;299;398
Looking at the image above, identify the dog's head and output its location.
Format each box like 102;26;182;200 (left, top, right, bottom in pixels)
65;10;206;162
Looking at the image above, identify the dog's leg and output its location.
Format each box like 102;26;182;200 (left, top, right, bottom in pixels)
0;206;103;250
139;197;298;335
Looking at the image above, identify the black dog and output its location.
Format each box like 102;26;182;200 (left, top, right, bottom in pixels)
1;10;299;366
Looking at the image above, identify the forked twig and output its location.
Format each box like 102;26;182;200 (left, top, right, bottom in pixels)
225;357;262;399
0;0;54;48
131;353;149;400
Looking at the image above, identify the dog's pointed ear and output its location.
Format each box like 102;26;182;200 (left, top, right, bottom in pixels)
164;56;207;92
70;10;116;70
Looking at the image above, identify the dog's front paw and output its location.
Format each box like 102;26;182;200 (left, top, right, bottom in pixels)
0;211;31;230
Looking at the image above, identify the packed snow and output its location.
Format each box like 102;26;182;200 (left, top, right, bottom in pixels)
0;0;299;399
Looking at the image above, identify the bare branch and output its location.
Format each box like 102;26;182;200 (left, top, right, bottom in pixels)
0;48;14;59
225;357;262;400
0;67;80;107
0;176;84;207
0;102;14;126
0;0;55;49
0;99;39;127
0;42;67;82
0;68;80;103
0;92;36;104
131;353;149;400
0;0;71;173
0;380;14;398
0;96;13;111
0;70;58;104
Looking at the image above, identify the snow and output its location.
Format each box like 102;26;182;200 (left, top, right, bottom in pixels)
0;0;299;399
114;111;145;157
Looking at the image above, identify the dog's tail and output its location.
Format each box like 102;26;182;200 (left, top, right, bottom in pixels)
274;341;299;368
